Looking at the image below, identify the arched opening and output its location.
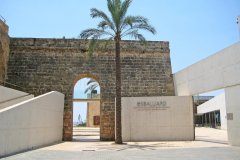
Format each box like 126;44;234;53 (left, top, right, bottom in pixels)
72;76;101;142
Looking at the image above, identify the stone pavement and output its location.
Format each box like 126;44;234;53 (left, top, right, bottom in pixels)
72;127;100;142
2;127;240;160
73;127;100;136
195;127;228;144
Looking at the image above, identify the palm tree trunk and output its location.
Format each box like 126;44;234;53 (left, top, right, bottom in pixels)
115;38;122;144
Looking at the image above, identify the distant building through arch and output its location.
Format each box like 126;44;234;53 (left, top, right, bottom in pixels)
72;76;101;141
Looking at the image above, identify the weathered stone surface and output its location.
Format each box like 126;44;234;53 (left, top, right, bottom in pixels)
0;19;10;82
7;38;175;141
87;101;100;127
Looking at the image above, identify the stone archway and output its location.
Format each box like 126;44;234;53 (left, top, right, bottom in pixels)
71;73;102;141
7;38;175;141
62;72;115;141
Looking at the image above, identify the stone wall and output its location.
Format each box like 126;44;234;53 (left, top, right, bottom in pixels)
87;101;100;127
7;38;175;141
0;19;10;82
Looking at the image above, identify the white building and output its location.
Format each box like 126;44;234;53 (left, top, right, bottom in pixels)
196;94;227;130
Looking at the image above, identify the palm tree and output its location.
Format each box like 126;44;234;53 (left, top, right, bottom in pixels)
80;0;156;144
84;78;99;98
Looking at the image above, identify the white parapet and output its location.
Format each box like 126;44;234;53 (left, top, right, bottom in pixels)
0;91;64;158
174;42;240;96
121;96;194;141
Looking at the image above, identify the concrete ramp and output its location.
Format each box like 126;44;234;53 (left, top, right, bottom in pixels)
0;91;64;158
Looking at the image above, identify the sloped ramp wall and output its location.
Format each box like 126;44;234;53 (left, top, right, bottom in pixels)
0;86;30;103
0;91;64;158
0;94;34;110
0;86;34;110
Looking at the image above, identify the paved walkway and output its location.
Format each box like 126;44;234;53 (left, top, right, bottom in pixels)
2;127;240;160
72;127;100;142
195;127;228;144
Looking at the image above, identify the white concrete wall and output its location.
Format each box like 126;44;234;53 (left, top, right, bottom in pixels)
122;96;194;141
225;85;240;146
0;86;31;102
197;94;227;130
174;42;240;96
173;42;240;146
0;91;64;158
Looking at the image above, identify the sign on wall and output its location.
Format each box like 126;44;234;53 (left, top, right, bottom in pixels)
121;96;194;141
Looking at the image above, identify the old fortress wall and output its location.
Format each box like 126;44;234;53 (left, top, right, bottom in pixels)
0;19;10;82
7;37;175;140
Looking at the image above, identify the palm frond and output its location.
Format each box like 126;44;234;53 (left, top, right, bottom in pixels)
80;29;99;39
132;23;156;34
119;0;132;27
124;30;146;41
80;28;111;39
84;84;99;94
121;16;156;37
81;0;156;57
120;0;132;17
84;78;99;94
98;21;108;29
91;8;116;32
87;78;97;85
125;16;148;25
134;33;145;42
107;0;122;32
86;37;114;59
87;38;98;58
80;28;101;39
121;16;149;30
97;21;115;33
80;28;114;58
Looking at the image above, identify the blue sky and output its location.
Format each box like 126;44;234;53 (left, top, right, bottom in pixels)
1;1;239;120
73;102;87;124
73;78;100;99
1;0;239;73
